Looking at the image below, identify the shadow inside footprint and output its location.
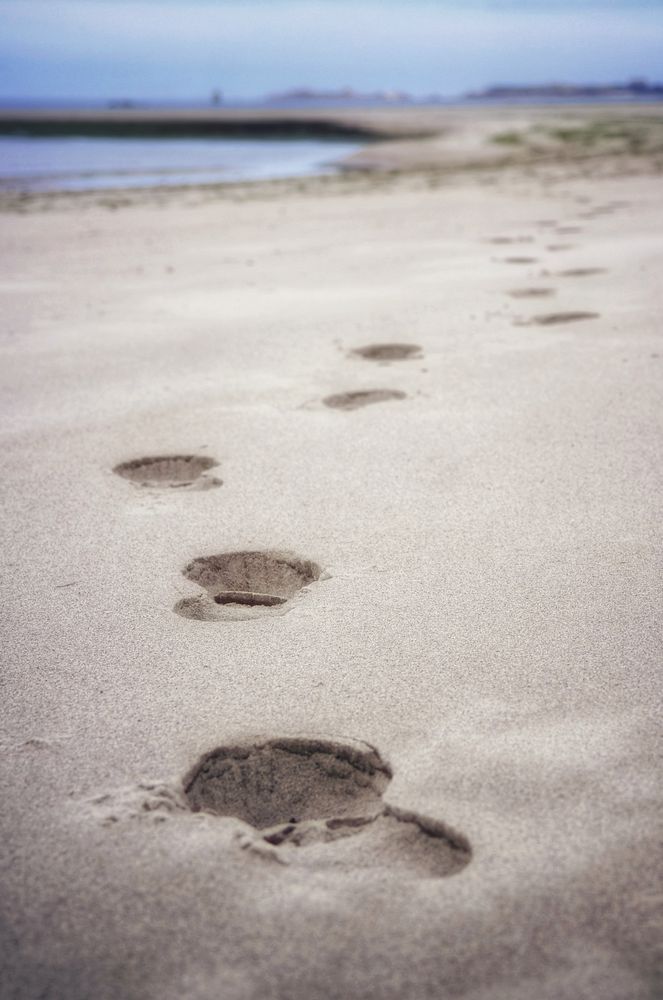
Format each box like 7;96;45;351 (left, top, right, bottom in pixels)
323;390;406;410
523;311;599;326
174;550;322;621
351;343;422;362
114;455;220;490
503;256;538;264
183;737;470;879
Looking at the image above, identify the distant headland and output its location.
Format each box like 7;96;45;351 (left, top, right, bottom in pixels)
264;87;414;104
466;79;663;100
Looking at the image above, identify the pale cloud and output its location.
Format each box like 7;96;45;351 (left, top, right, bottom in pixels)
1;1;661;98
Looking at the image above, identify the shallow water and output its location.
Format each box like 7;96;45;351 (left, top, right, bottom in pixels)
0;135;360;192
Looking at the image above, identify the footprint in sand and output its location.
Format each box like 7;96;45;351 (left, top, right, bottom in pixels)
579;201;629;219
486;236;533;245
545;244;575;252
502;256;538;264
351;343;422;362
182;736;471;878
558;268;607;278
554;226;583;235
114;455;221;491
507;288;556;299
519;311;600;326
174;550;323;621
323;389;406;410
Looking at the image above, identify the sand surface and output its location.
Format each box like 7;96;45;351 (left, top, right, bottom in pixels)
1;113;662;999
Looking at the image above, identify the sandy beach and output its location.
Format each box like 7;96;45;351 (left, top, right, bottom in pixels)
1;105;662;999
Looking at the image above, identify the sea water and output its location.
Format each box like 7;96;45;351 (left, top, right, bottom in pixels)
0;135;361;192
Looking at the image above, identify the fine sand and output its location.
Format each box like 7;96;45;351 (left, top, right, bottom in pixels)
1;107;662;1000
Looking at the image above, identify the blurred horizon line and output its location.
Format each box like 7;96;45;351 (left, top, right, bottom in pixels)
2;76;663;108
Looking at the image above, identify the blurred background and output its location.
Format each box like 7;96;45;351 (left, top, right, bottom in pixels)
1;0;661;190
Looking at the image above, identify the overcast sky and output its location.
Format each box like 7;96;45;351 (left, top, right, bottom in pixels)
1;0;662;101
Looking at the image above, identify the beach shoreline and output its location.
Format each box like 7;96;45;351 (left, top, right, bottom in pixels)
0;103;661;207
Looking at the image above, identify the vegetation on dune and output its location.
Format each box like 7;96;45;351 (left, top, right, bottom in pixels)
491;131;525;146
491;116;663;158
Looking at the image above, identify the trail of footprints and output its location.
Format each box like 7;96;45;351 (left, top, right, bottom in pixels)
108;337;446;877
322;340;421;410
499;212;609;325
103;197;618;879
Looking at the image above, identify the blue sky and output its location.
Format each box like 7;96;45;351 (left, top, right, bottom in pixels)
1;1;662;101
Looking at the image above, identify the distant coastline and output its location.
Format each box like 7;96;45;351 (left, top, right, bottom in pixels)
2;80;663;119
2;85;663;144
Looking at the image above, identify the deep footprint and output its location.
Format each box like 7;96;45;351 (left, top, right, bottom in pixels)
174;550;322;621
524;311;600;326
183;737;471;878
323;390;406;410
351;343;422;362
114;454;220;490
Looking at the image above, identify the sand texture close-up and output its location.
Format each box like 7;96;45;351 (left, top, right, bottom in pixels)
1;106;662;999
